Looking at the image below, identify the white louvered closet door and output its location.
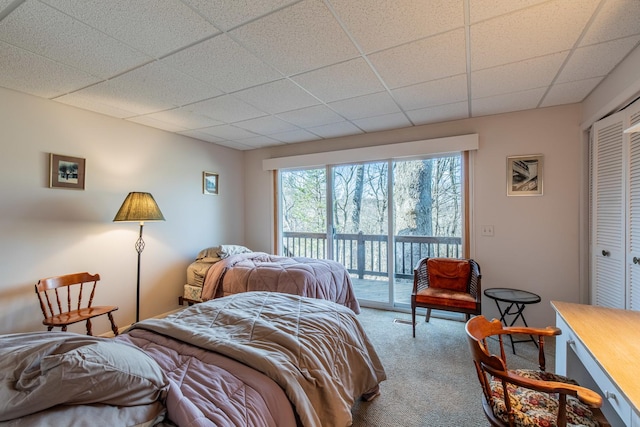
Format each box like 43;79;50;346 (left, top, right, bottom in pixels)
627;103;640;311
592;112;625;308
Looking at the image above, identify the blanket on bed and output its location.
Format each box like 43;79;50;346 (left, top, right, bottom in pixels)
130;292;386;427
200;252;360;313
119;328;297;427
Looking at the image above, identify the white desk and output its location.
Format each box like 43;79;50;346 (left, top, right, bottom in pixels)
552;301;640;427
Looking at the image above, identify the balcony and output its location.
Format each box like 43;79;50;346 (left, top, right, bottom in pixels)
282;231;462;303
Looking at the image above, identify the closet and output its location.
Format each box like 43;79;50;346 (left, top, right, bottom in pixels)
591;98;640;310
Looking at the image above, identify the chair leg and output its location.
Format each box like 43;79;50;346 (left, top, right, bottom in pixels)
86;318;93;336
425;308;432;322
412;306;416;338
108;312;119;336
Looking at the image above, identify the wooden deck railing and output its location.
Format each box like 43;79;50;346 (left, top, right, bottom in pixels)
282;231;462;279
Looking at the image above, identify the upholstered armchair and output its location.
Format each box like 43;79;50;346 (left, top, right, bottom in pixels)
411;257;481;337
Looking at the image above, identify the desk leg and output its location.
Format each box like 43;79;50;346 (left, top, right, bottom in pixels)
493;300;539;354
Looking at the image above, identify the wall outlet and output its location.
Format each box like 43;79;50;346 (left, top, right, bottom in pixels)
481;225;494;236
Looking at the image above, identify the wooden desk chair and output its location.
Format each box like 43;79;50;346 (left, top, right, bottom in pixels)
466;315;609;427
411;257;481;337
35;272;119;336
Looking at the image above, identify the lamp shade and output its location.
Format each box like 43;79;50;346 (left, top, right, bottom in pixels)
113;192;165;222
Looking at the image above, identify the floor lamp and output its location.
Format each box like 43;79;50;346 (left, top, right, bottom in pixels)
114;192;165;323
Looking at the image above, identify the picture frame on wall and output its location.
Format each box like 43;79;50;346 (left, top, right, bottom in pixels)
203;171;219;195
49;153;85;190
507;154;543;196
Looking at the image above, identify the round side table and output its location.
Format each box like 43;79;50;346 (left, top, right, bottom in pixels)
483;287;541;354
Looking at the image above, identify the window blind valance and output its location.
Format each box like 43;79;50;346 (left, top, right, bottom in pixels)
262;134;479;170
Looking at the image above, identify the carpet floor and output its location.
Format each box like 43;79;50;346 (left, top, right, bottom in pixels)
350;308;555;427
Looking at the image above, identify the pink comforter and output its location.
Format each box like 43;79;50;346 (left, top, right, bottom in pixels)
118;329;296;427
201;252;360;313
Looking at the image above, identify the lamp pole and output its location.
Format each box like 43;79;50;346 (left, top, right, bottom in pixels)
134;222;146;323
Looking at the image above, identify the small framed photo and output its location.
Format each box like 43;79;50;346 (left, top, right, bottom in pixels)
507;155;543;196
203;171;219;195
49;153;85;190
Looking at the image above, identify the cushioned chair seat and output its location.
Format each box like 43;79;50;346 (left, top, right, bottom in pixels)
489;369;599;427
414;287;477;309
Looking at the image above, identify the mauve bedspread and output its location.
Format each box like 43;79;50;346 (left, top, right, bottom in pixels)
200;252;360;313
118;329;296;427
129;292;386;427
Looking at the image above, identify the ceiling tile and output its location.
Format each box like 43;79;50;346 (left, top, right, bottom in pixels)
352;112;412;133
0;1;151;79
328;91;401;120
331;0;463;53
472;88;546;117
0;41;98;98
160;34;282;93
369;29;467;88
196;124;258;140
126;115;188;132
580;0;640;46
557;36;640;83
181;0;299;31
186;94;267;123
471;52;567;98
392;75;468;111
540;77;603;107
55;92;139;118
229;0;359;75
132;109;225;130
233;115;300;134
211;139;255;150
67;61;223;115
276;104;345;128
233;79;320;114
469;0;549;24
269;129;321;143
292;58;385;103
307;121;363;139
470;0;600;70
406;101;469;126
235;135;285;148
41;0;220;58
178;129;225;143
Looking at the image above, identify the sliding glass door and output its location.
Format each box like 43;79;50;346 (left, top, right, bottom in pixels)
279;153;464;309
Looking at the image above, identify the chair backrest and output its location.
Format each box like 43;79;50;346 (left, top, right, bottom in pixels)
415;257;481;295
35;272;101;319
427;258;471;291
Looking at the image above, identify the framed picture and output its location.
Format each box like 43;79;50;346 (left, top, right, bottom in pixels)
49;153;85;190
507;154;543;196
203;171;219;195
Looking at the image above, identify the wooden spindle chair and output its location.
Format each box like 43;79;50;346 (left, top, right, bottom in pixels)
465;315;609;427
35;272;119;336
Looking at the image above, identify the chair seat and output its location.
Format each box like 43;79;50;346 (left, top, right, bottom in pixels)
415;287;477;310
42;306;118;327
489;369;600;427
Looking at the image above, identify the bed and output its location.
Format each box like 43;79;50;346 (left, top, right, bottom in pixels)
182;245;360;313
0;292;386;427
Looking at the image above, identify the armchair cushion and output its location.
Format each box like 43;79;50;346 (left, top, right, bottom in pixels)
414;287;477;310
427;258;470;292
489;369;599;427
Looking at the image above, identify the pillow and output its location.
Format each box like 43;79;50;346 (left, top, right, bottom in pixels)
0;332;169;422
196;246;222;260
217;244;252;258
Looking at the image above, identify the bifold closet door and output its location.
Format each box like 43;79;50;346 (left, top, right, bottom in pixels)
591;112;625;308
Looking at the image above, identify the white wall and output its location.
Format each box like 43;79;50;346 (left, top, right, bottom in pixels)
0;88;245;335
244;104;582;327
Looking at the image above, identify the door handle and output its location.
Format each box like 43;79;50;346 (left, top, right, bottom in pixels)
602;250;610;257
634;257;640;265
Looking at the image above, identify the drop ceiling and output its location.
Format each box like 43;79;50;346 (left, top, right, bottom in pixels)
1;0;639;150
